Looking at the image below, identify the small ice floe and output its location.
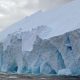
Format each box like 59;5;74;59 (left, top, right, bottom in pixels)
8;76;18;79
58;69;72;75
40;78;46;80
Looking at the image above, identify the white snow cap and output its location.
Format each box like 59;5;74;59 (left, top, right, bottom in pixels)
0;0;80;40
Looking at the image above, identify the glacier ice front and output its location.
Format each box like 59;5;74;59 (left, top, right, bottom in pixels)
0;28;80;75
0;0;80;75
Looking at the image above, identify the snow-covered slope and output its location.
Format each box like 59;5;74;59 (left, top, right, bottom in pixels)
0;0;80;75
0;0;80;41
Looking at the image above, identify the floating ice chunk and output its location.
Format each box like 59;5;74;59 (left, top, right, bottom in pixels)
58;69;72;75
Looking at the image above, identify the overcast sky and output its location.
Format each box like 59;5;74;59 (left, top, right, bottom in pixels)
0;0;73;31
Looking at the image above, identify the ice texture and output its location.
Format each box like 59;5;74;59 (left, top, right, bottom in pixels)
0;29;80;75
58;69;72;75
0;0;80;75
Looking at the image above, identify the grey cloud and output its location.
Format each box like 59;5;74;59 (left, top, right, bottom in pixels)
39;0;73;11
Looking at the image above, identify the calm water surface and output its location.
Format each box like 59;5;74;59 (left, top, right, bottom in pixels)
0;73;80;80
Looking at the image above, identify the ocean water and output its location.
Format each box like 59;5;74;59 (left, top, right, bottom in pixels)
0;73;80;80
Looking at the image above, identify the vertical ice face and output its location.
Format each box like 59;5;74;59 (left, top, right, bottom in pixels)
22;26;50;51
1;34;23;73
26;36;65;74
40;62;56;74
1;27;80;75
0;43;3;71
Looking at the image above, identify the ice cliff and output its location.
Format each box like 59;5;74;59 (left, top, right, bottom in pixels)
0;28;80;75
0;0;80;75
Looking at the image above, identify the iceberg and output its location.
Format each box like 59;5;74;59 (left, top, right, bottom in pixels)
0;0;80;75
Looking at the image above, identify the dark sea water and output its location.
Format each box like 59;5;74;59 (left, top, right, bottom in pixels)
0;73;80;80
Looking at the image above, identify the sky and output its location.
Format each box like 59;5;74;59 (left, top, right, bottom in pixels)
0;0;73;31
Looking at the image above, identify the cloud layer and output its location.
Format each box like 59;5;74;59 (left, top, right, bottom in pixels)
0;0;73;31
